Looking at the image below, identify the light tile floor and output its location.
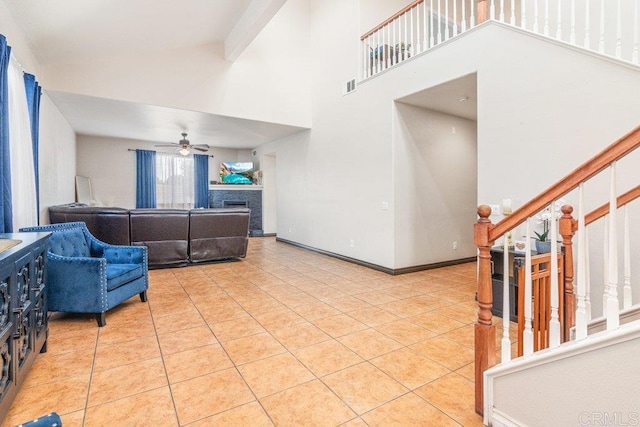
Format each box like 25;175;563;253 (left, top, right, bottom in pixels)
3;237;487;426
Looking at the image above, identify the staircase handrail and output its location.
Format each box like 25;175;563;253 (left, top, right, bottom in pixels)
585;184;640;225
361;0;422;40
488;125;640;242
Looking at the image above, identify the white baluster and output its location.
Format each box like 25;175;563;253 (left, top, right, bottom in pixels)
500;0;505;22
603;215;609;317
445;0;450;40
624;205;632;309
363;39;367;79
570;0;576;44
391;20;396;65
586;230;592;320
549;202;561;348
382;25;387;71
453;0;458;36
375;30;380;75
424;0;429;50
599;0;605;53
430;0;435;47
502;236;511;363
462;0;467;32
521;0;527;29
490;0;496;20
470;0;476;28
606;162;620;331
524;219;534;356
633;0;639;64
438;0;443;44
533;0;539;33
544;0;550;36
585;0;591;49
556;0;562;40
406;7;420;52
405;9;409;51
510;0;515;25
576;183;588;340
616;0;622;58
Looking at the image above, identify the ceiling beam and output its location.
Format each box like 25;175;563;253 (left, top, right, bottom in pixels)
224;0;287;62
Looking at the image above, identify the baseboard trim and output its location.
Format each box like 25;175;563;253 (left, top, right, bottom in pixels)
261;233;277;237
275;237;475;276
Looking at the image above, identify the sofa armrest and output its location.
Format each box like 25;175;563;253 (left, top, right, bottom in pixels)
47;253;108;313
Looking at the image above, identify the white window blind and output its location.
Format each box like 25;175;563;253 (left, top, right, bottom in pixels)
156;153;194;209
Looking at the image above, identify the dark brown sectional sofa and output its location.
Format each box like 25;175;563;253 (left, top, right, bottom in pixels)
48;204;250;268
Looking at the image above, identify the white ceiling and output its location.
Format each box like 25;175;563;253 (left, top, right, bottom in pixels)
4;0;307;150
3;0;254;65
49;91;308;149
396;73;478;121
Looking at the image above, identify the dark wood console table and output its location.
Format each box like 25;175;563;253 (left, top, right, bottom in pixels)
0;232;50;419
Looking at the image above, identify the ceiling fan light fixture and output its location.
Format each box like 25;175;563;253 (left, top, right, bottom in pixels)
179;148;190;156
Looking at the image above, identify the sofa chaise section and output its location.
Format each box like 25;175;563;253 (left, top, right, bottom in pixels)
189;208;250;262
129;209;190;268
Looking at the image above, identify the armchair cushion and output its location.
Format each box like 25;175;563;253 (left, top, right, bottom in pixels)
106;264;144;291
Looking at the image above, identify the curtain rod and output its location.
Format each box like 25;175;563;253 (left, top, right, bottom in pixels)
127;149;214;158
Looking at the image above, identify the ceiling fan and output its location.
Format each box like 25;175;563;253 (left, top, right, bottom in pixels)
154;132;209;156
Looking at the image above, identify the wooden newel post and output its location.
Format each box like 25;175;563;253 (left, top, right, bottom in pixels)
477;0;489;23
559;205;577;341
474;205;495;416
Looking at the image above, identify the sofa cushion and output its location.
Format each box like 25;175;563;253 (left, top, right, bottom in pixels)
47;229;90;258
106;263;144;291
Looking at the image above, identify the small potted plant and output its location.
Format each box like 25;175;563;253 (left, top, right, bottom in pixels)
534;200;564;253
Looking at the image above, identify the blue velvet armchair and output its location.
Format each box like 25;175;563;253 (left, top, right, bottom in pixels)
20;222;148;326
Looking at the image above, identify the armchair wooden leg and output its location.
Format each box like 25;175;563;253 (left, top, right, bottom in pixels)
140;291;148;302
96;312;106;327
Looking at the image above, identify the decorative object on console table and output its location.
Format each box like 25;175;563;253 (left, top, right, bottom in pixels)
534;200;564;253
0;232;50;419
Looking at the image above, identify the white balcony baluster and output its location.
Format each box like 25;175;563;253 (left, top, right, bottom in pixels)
470;0;476;28
500;0;505;22
603;215;609;317
533;0;539;33
544;0;550;36
462;0;467;32
445;0;450;41
585;0;591;48
438;0;442;44
616;0;622;59
430;0;435;48
576;183;588;340
623;205;632;309
557;0;562;40
510;0;515;25
453;0;458;36
633;0;639;63
524;219;534;356
490;0;496;20
501;236;511;363
586;231;592;320
599;0;605;53
521;0;526;29
570;0;576;44
549;202;561;349
606;162;620;331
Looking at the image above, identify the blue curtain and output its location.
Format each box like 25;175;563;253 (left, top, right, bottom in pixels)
23;73;41;224
0;35;12;232
193;154;209;208
135;149;157;208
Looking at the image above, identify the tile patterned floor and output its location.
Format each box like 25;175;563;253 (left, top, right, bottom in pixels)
2;237;486;426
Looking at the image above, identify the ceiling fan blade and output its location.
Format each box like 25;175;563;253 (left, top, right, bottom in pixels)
154;143;179;147
192;146;209;152
192;144;210;149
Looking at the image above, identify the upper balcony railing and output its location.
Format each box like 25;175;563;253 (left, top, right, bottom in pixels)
361;0;640;80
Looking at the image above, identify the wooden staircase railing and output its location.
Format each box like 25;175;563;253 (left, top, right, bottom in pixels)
474;125;640;415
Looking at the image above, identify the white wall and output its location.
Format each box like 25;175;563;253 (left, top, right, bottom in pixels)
41;0;312;129
76;135;246;208
39;93;76;223
0;3;41;75
394;103;477;267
